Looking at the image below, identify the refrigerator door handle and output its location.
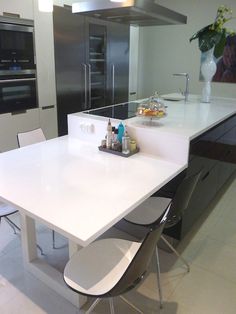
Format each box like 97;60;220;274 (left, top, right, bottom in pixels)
112;64;115;104
87;63;92;109
82;63;88;110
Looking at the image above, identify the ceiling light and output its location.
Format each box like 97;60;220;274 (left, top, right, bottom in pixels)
110;0;125;2
38;0;53;13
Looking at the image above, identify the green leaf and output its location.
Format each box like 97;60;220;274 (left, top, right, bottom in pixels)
213;30;227;58
198;28;222;52
189;25;212;42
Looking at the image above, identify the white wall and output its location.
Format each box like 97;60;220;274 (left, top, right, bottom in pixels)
137;0;236;99
0;0;34;19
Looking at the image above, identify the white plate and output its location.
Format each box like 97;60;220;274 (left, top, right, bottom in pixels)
161;93;185;101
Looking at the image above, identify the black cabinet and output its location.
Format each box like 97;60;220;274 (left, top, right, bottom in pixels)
163;114;236;240
53;6;129;136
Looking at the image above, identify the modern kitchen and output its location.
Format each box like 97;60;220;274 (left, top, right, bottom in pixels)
0;1;236;314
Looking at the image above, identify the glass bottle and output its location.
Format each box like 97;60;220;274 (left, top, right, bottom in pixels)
106;119;112;149
122;130;130;154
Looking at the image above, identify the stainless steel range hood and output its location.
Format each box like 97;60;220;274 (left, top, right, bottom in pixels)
72;0;187;27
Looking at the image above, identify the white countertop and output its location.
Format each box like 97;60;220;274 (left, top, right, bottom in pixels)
0;136;185;246
72;95;236;143
130;95;236;140
69;95;236;166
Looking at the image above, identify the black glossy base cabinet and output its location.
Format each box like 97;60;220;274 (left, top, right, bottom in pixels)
164;114;236;240
116;114;236;242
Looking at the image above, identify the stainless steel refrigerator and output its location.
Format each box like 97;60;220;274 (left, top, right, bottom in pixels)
53;5;130;136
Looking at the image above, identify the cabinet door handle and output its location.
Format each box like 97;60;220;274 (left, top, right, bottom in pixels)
0;78;36;83
82;63;87;110
201;171;210;181
112;64;115;104
11;110;27;115
87;63;92;109
42;105;55;110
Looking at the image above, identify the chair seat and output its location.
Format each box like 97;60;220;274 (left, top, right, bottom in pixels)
64;238;141;296
125;197;171;225
0;203;18;217
17;128;46;147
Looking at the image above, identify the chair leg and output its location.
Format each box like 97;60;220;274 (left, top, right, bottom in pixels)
85;298;101;314
5;216;20;234
52;230;68;249
52;230;56;249
36;244;45;256
161;235;190;272
5;216;44;256
109;298;115;314
155;246;163;309
119;296;144;314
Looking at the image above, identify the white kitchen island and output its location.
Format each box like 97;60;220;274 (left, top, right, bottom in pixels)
69;94;236;238
0;94;235;308
69;94;236;160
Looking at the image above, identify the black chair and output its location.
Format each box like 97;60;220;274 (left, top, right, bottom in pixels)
63;203;171;314
124;170;202;307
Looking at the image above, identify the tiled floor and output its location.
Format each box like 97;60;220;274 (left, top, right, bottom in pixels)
0;173;235;314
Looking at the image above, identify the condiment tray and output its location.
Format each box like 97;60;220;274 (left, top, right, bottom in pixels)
98;146;139;158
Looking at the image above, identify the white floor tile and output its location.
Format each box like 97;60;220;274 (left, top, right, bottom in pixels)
169;264;236;314
190;237;236;283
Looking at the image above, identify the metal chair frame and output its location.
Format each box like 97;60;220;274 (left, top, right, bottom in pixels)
0;210;44;255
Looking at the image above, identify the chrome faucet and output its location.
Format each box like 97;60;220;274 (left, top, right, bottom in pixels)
173;73;190;102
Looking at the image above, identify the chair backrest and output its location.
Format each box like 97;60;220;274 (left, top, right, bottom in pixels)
17;128;46;147
166;169;202;228
107;203;171;297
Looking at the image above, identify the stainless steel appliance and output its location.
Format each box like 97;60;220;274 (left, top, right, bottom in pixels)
0;16;37;114
0;70;37;114
53;5;129;136
72;0;187;27
0;16;35;72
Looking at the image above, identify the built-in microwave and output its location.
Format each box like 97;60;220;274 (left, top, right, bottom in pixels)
0;16;35;72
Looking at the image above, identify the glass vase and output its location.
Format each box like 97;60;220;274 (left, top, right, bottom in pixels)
200;47;217;103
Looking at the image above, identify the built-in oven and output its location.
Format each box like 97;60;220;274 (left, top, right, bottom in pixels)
0;16;35;71
0;70;37;114
0;16;37;114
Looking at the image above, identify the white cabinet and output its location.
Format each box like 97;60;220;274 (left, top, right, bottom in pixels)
33;0;58;137
39;106;58;139
0;113;16;152
0;106;57;151
0;108;40;152
0;1;58;152
0;0;34;20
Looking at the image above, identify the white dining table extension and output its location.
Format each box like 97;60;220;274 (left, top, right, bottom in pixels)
0;136;186;308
